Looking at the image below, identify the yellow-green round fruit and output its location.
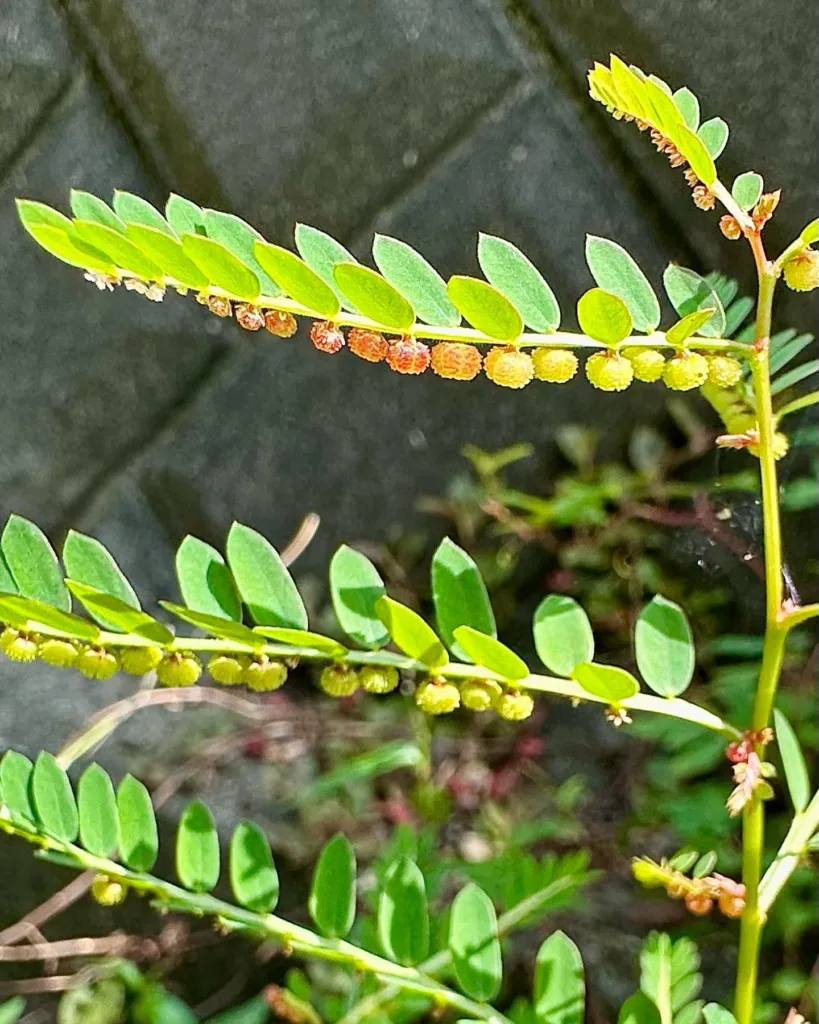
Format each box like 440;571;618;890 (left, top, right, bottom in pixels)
156;652;202;688
208;654;247;685
319;663;359;697
496;690;535;721
76;646;120;680
585;352;634;391
628;348;666;383
120;645;163;675
1;628;39;663
484;347;534;389
415;678;460;715
38;638;79;667
532;348;578;383
243;657;287;692
359;664;399;694
707;355;743;389
662;351;709;391
749;432;790;461
783;249;819;292
460;678;503;711
91;874;127;906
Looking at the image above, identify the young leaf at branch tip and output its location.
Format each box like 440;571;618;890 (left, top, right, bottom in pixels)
63;529;141;622
253;627;347;657
332;263;415;331
125;224;210;289
576;288;632;345
571;662;639;702
70;190;126;233
731;172;763;212
230;820;279;913
204;209;281;295
226;522;308;630
15;201;116;274
0;593;100;642
253;242;339;317
375;596;448;669
477;234;560;333
77;763;119;858
181;234;261;302
663;266;726;338
67;580;174;644
176;535;242;622
534;931;585;1024
453;625;528;681
160;602;261;648
72;220;164;280
166;194;206;237
373;234;461;326
1;514;70;612
113;191;175;236
773;709;810;812
0;751;36;825
308;833;356;938
447;275;524;341
32;752;79;843
294;223;360;312
672;87;700;131
697;117;729;159
585;236;661;333
329;544;390;650
176;800;220;893
449;883;502;1002
533;595;594;677
431;537;496;661
665;309;715;348
634;595;695;698
117;774;158;872
378;856;429;965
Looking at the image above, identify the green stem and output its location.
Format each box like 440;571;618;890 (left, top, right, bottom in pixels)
758;789;819;914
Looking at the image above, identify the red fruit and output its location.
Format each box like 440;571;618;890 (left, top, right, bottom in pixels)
264;310;298;337
310;320;345;353
348;327;388;362
430;342;482;380
386;336;430;374
235;303;266;330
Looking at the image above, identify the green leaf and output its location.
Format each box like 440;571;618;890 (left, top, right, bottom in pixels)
72;220;164;280
773;709;810;812
769;332;814;375
447;276;523;341
294;223;360;311
665;309;715;347
771;358;819;396
731;172;763;212
230;820;279;912
309;833;356;938
70;190;126;232
32;752;79;843
373;235;460;326
584;237;660;333
166;194;206;236
253;242;339;316
1;514;70;611
453;625;527;681
252;627;347;657
160;602;261;648
63;529;140;628
0;550;18;594
126;224;210;289
77;763;119;857
203;209;280;296
533;931;585;1024
800;218;818;245
18;219;116;274
677;126;716;187
0;751;36;825
175;534;242;622
300;741;423;803
697;118;729;159
477;234;560;333
112;191;174;236
375;596;448;669
181;234;260;301
663;266;726;338
378;856;429;965
533;595;594;677
176;800;220;892
329;545;390;650
634;595;695;698
692;851;718;878
723;296;754;336
571;662;639;702
205;996;272;1024
117;775;158;871
332;263;415;331
67;580;174;644
0;998;26;1024
226;522;308;629
672;88;700;131
618;993;661;1024
576;288;633;345
702;1005;737;1024
431;537;496;661
449;883;502;1002
0;593;100;641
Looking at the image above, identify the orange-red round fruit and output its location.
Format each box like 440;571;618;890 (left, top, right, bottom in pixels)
310;321;345;353
235;304;266;331
430;342;482;380
264;310;298;337
348;328;388;362
386;337;431;374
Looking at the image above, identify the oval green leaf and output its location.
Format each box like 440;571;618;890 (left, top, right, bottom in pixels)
181;234;260;301
533;595;594;677
176;800;220;893
166;194;206;237
449;883;502;1002
571;662;639;703
294;223;359;311
634;595;695;698
308;833;356;938
0;998;25;1024
431;537;496;661
253;242;339;317
373;234;460;326
477;234;560;333
226;522;308;629
329;545;390;650
67;580;174;644
70;190;126;232
77;763;119;857
453;625;527;681
375;596;448;669
697;118;729;160
378;856;429;966
800;218;818;245
18;221;116;274
125;224;210;288
672;88;700;131
203;209;280;296
0;593;100;641
1;514;70;611
577;288;633;345
72;220;164;280
117;774;158;872
665;309;715;348
663;266;726;338
160;602;261;648
447;275;523;341
0;751;36;825
32;752;78;843
252;627;347;657
731;172;763;212
677;125;716;187
63;529;140;629
175;534;242;622
619;993;662;1024
230;820;279;913
534;931;585;1024
773;708;810;813
703;1005;737;1024
112;191;174;236
332;263;415;331
585;236;660;333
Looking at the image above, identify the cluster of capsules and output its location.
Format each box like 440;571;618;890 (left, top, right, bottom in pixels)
202;294;745;394
632;855;746;919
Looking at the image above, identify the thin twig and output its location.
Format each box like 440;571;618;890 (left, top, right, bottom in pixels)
0;976;79;996
0;934;143;962
0;872;96;946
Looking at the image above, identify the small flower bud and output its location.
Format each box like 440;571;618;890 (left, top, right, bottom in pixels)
460;678;502;712
585;351;634;391
358;664;399;694
38;638;79;668
91;874;127;906
348;328;389;363
496;689;535;721
208;654;248;685
243;656;287;692
752;190;781;229
631;857;668;889
484;347;534;389
205;294;232;317
692;185;715;211
319;663;359;697
156;651;202;688
719;215;742;240
386;337;431;375
430;342;483;380
718;892;745;918
627;348;666;383
685;892;714;916
76;646;120;680
415;678;460;715
783;249;819;292
120;646;163;676
1;627;39;663
532;348;579;383
264;309;298;337
707;355;743;389
662;351;709;391
235;303;266;331
310;320;345;353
